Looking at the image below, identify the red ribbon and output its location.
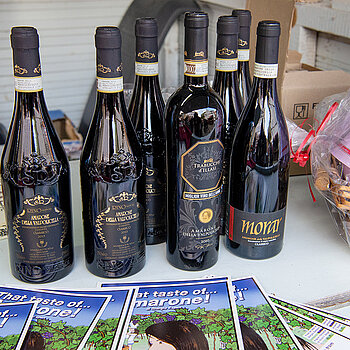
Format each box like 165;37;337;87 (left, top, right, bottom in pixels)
290;102;339;167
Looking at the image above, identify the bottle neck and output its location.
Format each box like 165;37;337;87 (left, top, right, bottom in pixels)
12;47;43;93
135;35;159;79
96;47;124;99
184;75;207;86
253;75;278;93
215;32;239;76
96;90;126;113
184;26;208;86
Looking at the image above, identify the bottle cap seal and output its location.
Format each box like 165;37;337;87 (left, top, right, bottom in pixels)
257;21;281;37
95;26;121;49
135;17;158;37
11;27;39;49
184;12;209;28
217;16;239;35
232;9;251;28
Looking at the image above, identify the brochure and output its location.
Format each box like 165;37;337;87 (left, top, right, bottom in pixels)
275;303;350;349
52;288;134;350
270;296;350;340
302;304;350;326
0;301;37;350
232;277;302;350
0;286;111;350
113;278;244;350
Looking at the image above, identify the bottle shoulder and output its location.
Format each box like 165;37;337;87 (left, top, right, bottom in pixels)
2;93;68;167
165;84;225;116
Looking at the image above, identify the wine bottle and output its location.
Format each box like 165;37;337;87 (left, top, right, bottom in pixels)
226;21;290;259
232;9;252;106
165;12;225;271
0;27;74;283
212;15;243;235
80;27;145;278
128;18;166;245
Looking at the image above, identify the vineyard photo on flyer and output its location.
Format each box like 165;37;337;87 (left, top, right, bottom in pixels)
120;279;243;350
51;288;133;350
0;287;110;350
232;277;301;350
0;302;37;350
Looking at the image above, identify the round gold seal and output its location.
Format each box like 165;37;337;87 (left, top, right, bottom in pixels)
199;208;213;223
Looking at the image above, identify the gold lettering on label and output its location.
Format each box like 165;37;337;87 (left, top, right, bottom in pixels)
217;48;235;56
33;64;41;74
97;64;111;74
239;39;248;47
14;65;28;75
241;217;283;236
195;51;205;57
138;50;155;59
116;63;123;72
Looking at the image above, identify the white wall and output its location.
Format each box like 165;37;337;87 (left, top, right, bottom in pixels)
0;0;238;132
0;0;131;129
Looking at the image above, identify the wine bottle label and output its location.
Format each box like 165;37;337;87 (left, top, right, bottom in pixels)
135;62;158;76
215;58;238;72
238;49;250;62
95;191;141;270
184;60;208;77
254;63;278;79
181;140;224;193
14;76;43;92
178;139;224;252
179;196;221;252
12;195;70;276
97;77;123;93
227;206;286;247
145;167;166;230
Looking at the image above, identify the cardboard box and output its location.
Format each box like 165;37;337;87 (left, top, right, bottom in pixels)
49;110;83;160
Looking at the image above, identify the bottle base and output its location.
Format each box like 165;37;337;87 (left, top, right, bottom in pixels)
11;262;74;284
225;236;283;260
85;257;145;278
166;250;218;271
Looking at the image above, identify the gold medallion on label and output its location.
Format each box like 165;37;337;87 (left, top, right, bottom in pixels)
199;208;213;223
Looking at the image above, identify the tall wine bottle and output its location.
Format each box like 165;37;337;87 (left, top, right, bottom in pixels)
128;18;166;245
226;21;290;259
212;15;243;235
165;12;225;271
1;27;74;283
232;9;252;105
80;27;145;278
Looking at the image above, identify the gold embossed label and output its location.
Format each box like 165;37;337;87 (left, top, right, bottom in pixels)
95;191;141;270
13;195;68;267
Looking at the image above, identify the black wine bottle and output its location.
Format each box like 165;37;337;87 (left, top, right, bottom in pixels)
212;15;243;235
226;21;290;259
232;9;252;106
165;12;225;271
80;27;145;278
128;18;166;245
0;27;74;283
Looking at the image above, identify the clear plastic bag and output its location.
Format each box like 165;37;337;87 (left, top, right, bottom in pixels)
310;89;350;245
